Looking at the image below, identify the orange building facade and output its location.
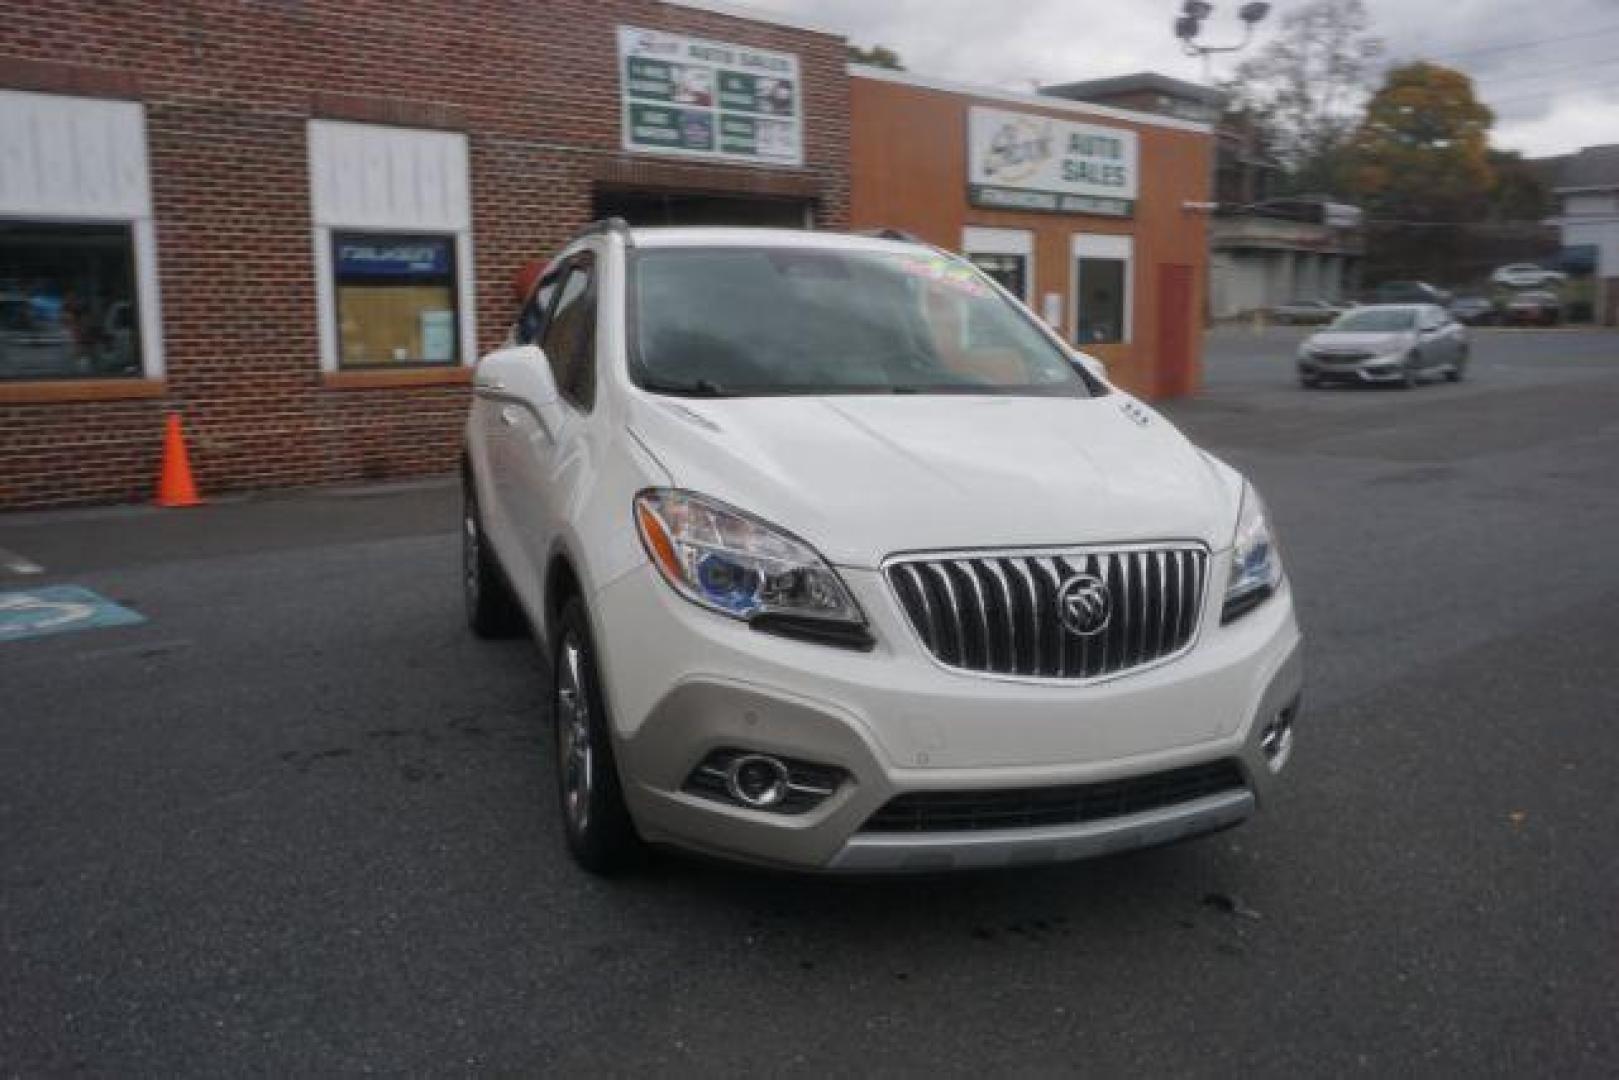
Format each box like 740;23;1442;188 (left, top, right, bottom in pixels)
849;69;1216;399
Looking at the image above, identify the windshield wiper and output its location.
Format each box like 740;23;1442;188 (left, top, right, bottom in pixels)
640;376;733;397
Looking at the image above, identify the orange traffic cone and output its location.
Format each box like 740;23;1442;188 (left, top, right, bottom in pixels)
156;412;202;508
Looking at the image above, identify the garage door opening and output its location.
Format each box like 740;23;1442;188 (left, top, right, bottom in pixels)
593;188;812;228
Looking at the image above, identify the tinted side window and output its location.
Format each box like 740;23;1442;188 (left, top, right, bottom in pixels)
514;273;560;346
539;256;597;411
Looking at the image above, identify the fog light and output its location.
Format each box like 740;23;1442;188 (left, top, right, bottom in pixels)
1259;699;1298;773
683;749;846;814
725;754;791;808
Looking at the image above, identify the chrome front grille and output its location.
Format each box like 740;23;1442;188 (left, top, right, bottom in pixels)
885;545;1209;681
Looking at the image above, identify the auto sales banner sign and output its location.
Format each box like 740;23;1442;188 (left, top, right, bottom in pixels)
967;106;1138;218
619;26;803;167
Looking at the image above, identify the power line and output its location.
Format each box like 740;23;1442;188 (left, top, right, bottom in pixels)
1489;76;1619;107
1471;54;1619;89
1420;22;1619;62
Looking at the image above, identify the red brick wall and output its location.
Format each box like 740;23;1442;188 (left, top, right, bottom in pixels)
0;1;849;508
848;76;1212;400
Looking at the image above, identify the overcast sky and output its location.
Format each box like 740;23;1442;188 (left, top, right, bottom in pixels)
739;0;1619;158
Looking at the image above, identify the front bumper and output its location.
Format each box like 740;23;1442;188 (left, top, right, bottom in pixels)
591;558;1304;873
829;785;1256;872
1298;355;1407;383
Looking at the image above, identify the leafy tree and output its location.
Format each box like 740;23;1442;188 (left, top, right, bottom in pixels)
1348;62;1495;222
848;44;904;70
1485;149;1553;222
1222;0;1383;194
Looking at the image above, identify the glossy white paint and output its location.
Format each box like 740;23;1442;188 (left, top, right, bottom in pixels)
307;120;476;370
624;392;1236;568
466;227;1302;871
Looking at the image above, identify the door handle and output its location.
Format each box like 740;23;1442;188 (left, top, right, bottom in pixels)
477;378;507;392
499;406;520;428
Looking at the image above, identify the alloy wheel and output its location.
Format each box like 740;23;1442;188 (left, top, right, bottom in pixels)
556;634;594;837
462;498;480;613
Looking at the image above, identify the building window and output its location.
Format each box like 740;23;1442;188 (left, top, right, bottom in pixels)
1071;234;1133;345
968;253;1026;302
0;91;162;384
332;233;459;366
308;121;474;374
1;222;142;380
1076;257;1126;344
962;226;1033;304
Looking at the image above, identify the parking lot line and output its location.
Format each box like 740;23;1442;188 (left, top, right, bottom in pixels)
0;546;44;575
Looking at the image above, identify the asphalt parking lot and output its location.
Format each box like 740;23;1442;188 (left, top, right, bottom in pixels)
4;326;1617;1075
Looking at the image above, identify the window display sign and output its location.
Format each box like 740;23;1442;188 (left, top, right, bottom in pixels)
619;25;803;166
332;232;458;366
967;106;1138;218
335;240;452;277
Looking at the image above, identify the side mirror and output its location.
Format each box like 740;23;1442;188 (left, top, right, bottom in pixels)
474;344;558;405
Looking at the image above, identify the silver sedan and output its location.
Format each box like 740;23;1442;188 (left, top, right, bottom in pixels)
1296;304;1469;389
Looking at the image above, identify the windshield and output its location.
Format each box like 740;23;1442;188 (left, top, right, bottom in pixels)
629;247;1090;397
1329;308;1416;332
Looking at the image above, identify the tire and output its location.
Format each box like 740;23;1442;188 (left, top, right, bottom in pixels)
463;480;526;639
1299;374;1318;389
1401;354;1419;389
1447;347;1468;382
552;597;641;875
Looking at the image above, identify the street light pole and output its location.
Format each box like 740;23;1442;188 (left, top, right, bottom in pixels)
1174;1;1270;82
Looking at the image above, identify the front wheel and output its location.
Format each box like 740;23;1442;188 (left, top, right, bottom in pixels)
1447;348;1468;382
1401;354;1419;389
553;598;641;875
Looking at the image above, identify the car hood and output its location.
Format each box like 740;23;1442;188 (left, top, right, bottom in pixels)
1306;330;1412;353
625;393;1241;569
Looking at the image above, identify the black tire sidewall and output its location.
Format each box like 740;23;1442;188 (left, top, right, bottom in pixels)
553;598;639;873
463;481;525;638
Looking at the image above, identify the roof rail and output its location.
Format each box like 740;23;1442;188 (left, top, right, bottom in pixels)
577;216;636;248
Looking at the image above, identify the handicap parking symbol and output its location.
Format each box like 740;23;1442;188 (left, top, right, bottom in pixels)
0;585;145;643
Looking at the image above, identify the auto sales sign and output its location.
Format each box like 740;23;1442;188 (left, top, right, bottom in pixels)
619;26;803;167
967;106;1138;217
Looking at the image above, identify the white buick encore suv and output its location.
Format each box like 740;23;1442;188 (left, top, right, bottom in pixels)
462;222;1303;874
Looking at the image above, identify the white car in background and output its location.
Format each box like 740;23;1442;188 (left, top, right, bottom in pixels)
462;223;1303;875
1491;263;1566;289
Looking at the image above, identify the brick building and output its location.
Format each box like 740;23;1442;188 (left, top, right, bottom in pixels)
0;0;849;507
849;70;1215;398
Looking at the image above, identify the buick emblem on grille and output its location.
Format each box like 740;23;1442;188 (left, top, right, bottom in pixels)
1056;574;1112;637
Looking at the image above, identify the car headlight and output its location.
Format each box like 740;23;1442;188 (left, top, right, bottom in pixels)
1223;483;1283;624
634;490;871;649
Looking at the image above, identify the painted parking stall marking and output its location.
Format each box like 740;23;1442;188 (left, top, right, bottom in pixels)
0;546;44;575
0;585;145;643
